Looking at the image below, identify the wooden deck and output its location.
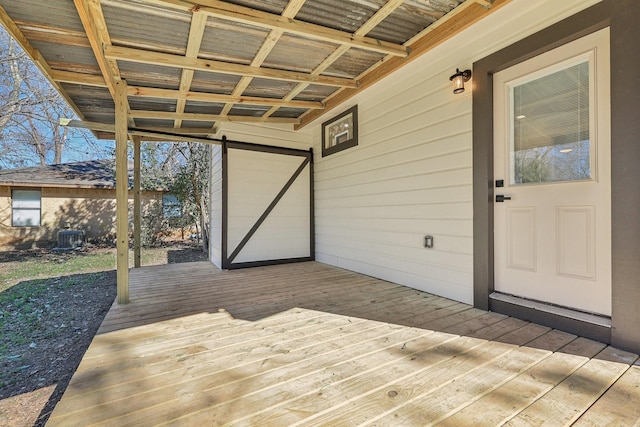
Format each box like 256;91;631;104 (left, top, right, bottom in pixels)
48;261;640;426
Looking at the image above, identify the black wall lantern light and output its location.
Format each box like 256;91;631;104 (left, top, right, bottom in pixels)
449;68;472;94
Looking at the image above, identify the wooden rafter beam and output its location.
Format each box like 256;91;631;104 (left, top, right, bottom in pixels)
127;86;322;109
0;9;43;59
15;21;91;47
61;119;223;143
104;45;358;88
141;0;409;58
296;0;512;129
106;134;221;142
219;0;307;118
358;0;407;34
72;0;119;96
129;110;300;124
51;69;108;87
132;131;220;142
175;11;208;128
133;127;219;135
263;0;405;119
61;119;214;134
73;0;136;127
51;68;318;113
475;0;494;8
0;6;87;121
15;19;188;57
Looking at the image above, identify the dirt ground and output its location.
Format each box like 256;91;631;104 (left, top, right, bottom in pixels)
0;243;208;427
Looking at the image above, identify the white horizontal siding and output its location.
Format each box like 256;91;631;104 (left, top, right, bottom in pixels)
217;122;312;150
311;0;602;304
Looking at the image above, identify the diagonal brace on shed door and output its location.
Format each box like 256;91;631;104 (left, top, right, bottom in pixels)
227;156;310;264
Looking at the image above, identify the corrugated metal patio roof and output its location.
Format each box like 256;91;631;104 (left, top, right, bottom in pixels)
0;0;508;141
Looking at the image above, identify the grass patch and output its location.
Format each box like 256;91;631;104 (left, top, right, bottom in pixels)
0;246;185;293
0;251;115;292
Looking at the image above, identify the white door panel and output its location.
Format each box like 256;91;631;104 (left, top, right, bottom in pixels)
506;207;536;272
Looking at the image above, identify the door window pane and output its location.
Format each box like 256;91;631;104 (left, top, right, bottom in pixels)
510;60;591;184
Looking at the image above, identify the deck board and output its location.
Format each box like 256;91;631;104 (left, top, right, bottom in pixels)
437;351;591;426
367;346;552;426
47;261;640;426
270;339;518;426
573;364;640;426
504;348;634;426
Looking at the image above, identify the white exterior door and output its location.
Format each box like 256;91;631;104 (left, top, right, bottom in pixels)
493;28;611;316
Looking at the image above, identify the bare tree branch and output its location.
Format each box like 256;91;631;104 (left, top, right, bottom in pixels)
0;27;112;169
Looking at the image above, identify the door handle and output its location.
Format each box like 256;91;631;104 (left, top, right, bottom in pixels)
496;195;511;202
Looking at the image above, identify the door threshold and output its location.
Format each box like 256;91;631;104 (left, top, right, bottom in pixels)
489;292;611;343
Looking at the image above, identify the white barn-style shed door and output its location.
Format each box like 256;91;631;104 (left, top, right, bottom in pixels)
493;28;611;316
222;140;313;269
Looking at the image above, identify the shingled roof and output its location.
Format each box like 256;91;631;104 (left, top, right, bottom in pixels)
0;159;128;189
